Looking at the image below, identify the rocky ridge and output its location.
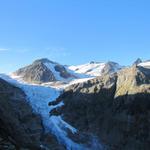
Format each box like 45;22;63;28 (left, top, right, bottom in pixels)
50;65;150;150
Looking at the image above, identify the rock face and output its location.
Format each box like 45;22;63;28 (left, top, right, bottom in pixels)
0;135;16;150
115;66;150;97
50;65;150;150
101;61;122;75
13;58;75;83
54;64;73;79
0;78;64;149
13;59;56;83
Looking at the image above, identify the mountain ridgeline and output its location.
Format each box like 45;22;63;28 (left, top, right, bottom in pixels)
13;58;122;83
13;58;76;83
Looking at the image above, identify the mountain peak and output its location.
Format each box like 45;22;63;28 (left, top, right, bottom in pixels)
133;58;142;66
101;61;122;75
13;58;76;83
33;58;57;65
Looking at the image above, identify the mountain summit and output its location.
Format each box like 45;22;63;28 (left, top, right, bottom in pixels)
13;58;75;83
133;58;142;66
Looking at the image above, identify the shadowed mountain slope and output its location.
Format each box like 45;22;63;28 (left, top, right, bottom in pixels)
50;65;150;150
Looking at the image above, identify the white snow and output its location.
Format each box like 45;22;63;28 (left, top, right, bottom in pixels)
65;65;91;78
68;62;106;76
49;116;87;150
138;61;150;68
44;62;75;82
44;62;64;81
68;62;123;77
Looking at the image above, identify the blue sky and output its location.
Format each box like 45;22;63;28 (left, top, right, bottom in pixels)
0;0;150;73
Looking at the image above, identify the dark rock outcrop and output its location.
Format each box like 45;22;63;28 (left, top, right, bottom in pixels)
50;66;150;150
133;58;142;66
0;78;64;149
54;64;74;79
0;135;16;150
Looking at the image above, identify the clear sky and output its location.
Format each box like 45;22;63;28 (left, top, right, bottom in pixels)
0;0;150;73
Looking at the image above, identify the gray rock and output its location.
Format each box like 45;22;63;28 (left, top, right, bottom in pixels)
14;61;56;83
101;61;122;75
13;58;75;83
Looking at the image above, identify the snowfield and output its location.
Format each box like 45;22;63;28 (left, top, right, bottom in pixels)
69;62;106;76
138;61;150;68
0;74;103;150
68;61;122;77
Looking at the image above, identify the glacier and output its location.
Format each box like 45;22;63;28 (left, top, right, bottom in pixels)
0;74;103;150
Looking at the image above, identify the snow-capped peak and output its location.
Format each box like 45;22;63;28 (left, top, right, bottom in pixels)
68;61;122;77
13;58;76;83
33;58;58;65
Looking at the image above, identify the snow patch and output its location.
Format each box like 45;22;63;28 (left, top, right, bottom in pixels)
44;62;64;81
49;116;87;150
69;62;106;76
138;61;150;67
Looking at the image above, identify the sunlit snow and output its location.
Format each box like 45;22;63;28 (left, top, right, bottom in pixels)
138;61;150;68
69;62;106;76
